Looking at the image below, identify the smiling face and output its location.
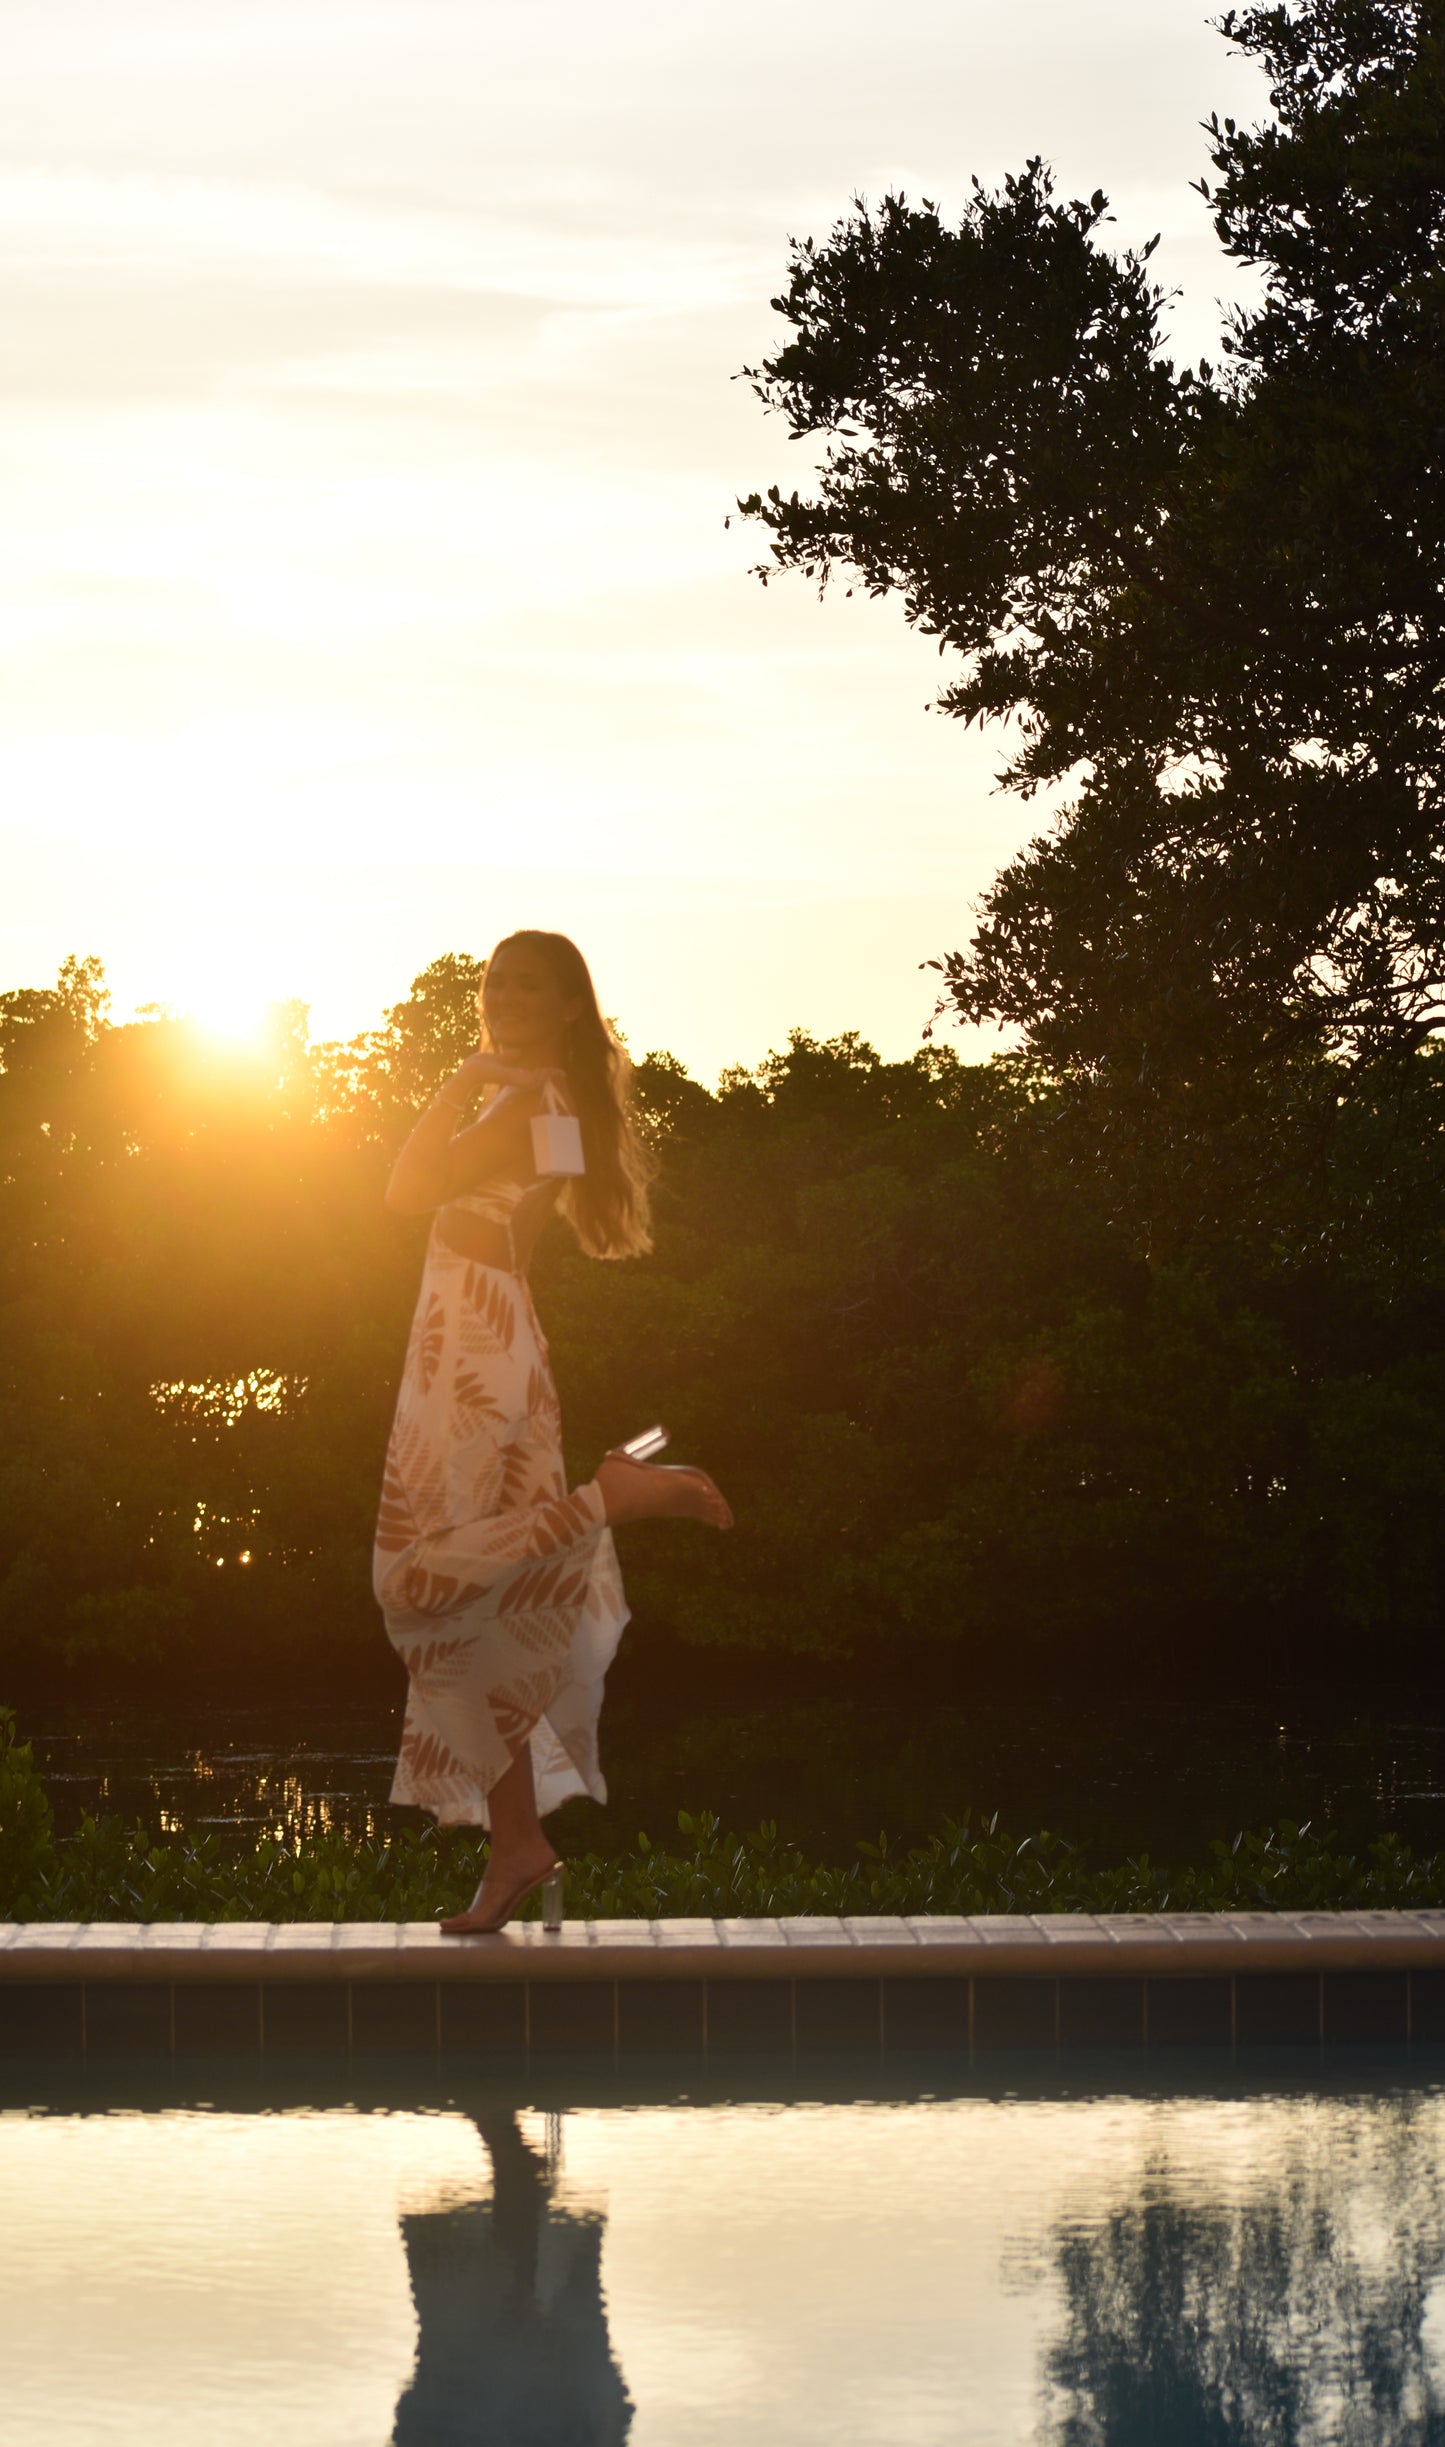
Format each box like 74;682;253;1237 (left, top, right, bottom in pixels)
479;939;582;1063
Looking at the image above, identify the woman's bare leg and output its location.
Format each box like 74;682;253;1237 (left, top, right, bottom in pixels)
439;1744;560;1933
439;1459;732;1930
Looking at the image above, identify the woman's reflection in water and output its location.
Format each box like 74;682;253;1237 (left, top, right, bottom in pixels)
392;2111;632;2445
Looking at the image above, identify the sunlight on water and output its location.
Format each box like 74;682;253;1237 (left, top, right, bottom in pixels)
5;2077;1445;2445
150;1369;305;1428
1;2108;433;2445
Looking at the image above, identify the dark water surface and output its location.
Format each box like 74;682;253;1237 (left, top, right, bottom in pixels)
27;1681;1445;1863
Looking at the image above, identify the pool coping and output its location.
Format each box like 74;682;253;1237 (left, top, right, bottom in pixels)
9;1914;1445;2055
6;1910;1445;1982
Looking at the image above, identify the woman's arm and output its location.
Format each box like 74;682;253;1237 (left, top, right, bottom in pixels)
384;1055;556;1214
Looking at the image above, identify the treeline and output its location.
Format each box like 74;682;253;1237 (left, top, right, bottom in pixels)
2;949;1443;1710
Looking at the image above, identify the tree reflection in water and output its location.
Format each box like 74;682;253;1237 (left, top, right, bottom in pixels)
1038;2100;1445;2446
391;2111;632;2446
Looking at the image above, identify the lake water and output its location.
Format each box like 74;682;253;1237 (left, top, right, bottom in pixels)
25;1685;1445;1865
4;2060;1443;2444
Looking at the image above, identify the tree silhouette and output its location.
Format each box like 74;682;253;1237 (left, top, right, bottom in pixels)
1039;2105;1445;2444
741;3;1445;1167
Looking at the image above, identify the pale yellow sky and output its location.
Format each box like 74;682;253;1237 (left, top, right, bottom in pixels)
1;0;1261;1079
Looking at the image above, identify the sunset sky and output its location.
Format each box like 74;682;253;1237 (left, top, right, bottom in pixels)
2;0;1260;1081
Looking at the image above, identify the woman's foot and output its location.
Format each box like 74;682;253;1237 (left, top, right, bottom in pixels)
594;1450;734;1530
440;1834;562;1935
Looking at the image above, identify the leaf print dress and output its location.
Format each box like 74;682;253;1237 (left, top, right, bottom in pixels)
374;1149;628;1827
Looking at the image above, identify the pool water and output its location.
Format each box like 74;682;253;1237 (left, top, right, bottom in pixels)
4;2061;1445;2445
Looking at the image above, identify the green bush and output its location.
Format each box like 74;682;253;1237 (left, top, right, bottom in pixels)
0;1707;53;1900
3;1712;1444;1924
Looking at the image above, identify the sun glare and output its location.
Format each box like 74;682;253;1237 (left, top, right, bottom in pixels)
186;987;271;1047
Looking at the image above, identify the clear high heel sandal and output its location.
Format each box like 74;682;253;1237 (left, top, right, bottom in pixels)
441;1859;565;1935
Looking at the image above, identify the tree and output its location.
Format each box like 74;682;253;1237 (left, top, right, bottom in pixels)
739;1;1445;1106
3;959;1444;1697
311;953;485;1132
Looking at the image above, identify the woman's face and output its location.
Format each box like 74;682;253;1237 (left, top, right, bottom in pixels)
480;943;580;1059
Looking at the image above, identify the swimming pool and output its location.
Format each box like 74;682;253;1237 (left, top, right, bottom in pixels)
4;2057;1442;2444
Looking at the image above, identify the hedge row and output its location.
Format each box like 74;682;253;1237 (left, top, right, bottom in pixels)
4;1714;1443;1922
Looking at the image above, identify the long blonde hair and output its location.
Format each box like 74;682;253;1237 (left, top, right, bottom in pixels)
483;930;654;1258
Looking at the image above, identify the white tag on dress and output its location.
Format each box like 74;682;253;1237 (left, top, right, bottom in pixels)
531;1110;586;1177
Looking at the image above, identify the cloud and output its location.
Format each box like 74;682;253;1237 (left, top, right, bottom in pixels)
0;0;1267;1075
0;166;772;313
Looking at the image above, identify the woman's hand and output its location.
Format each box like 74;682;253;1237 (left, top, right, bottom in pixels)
387;1058;567;1213
440;1053;563;1102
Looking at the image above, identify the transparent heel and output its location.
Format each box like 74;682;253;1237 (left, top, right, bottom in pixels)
541;1869;564;1933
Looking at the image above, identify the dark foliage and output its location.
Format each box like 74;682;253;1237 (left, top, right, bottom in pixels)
6;1710;1445;1922
739;1;1445;1237
2;953;1444;1713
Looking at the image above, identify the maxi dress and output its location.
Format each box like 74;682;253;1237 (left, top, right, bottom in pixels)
373;1127;628;1828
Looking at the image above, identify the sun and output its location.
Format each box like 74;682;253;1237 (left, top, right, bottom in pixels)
184;982;272;1047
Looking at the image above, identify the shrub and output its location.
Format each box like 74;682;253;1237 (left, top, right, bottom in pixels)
3;1713;1445;1924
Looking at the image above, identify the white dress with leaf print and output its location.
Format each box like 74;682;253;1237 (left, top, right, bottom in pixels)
373;1167;628;1827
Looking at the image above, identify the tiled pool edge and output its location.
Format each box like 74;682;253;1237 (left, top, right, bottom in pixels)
5;1913;1445;2056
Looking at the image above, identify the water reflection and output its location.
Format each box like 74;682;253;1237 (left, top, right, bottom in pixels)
30;1694;1445;1860
392;2112;632;2445
32;1714;397;1847
1037;2102;1445;2445
9;2076;1445;2444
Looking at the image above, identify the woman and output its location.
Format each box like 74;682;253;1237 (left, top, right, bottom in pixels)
374;930;731;1934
